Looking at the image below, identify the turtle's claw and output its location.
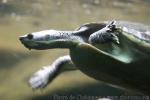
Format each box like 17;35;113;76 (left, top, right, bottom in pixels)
29;76;44;89
107;20;117;31
28;66;50;89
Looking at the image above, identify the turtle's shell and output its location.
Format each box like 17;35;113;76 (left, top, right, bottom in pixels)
97;21;150;61
115;21;150;32
110;21;150;53
70;21;150;94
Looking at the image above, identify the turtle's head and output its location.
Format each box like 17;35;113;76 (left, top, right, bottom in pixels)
19;30;80;50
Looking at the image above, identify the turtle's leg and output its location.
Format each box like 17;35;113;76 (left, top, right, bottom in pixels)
88;20;119;44
28;55;73;89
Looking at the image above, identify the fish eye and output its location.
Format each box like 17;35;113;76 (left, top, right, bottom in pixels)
27;34;33;40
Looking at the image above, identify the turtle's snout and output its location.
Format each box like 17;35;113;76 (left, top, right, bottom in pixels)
19;34;34;50
19;36;26;41
19;34;33;41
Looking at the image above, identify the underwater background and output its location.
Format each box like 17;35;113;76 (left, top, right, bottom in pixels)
0;0;150;100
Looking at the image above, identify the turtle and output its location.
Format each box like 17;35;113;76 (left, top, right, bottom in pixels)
19;20;150;95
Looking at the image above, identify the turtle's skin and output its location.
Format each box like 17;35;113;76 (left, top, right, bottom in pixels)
19;21;150;95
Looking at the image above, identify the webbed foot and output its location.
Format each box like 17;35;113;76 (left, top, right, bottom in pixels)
89;20;119;44
28;55;72;89
28;66;52;89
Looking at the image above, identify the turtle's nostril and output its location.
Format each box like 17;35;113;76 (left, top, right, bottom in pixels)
19;36;24;41
27;34;33;40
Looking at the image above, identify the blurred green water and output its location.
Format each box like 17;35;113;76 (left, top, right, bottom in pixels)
0;0;150;100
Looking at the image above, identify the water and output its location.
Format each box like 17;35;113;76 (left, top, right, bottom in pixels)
0;0;150;99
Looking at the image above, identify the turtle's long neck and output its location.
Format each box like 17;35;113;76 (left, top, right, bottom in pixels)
34;30;84;49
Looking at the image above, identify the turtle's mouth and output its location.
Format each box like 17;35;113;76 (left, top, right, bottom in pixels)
19;36;40;50
19;36;53;50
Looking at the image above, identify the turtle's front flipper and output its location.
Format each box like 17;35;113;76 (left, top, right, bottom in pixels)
28;55;73;89
88;20;119;44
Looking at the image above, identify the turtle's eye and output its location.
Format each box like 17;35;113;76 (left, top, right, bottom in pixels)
27;34;33;40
